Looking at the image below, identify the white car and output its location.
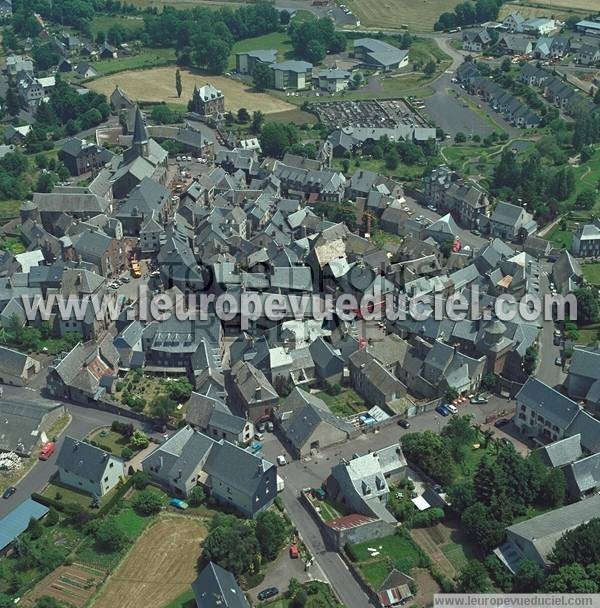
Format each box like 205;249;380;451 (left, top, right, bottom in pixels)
277;455;287;466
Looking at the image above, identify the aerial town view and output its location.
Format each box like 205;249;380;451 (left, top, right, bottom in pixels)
1;0;600;606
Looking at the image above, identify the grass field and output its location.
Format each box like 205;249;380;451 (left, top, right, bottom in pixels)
90;15;144;37
127;0;243;8
91;48;177;77
344;0;459;31
88;66;296;114
315;388;365;417
93;517;207;608
499;1;592;20
583;263;600;285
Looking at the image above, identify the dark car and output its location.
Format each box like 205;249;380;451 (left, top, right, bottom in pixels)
435;404;450;417
397;419;410;429
2;486;16;499
494;418;510;428
258;588;279;601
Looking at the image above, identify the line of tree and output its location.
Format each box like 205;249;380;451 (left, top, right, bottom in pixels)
288;17;346;64
434;0;506;31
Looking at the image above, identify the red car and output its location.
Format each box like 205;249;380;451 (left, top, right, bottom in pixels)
39;442;56;461
289;544;299;559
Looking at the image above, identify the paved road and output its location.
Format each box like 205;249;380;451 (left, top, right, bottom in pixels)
0;386;149;519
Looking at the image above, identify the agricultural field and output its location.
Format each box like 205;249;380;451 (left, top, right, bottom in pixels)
499;0;592;20
92;517;207;608
343;0;459;31
87;67;296;114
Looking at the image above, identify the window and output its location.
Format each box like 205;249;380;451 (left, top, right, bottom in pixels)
104;476;109;482
109;462;113;468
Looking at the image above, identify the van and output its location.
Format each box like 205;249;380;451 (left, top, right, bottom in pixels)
445;404;458;415
39;442;56;460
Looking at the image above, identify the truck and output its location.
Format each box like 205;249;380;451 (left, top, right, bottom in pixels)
277;475;285;492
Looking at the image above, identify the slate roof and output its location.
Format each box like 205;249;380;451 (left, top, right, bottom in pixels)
535;434;582;468
0;499;49;552
491;201;524;227
506;494;600;565
271;60;313;73
192;562;250;608
280;387;354;451
0;344;32;377
564;452;600;495
0;400;61;455
56;436;120;484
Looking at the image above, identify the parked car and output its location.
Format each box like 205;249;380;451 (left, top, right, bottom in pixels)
289;544;299;559
254;432;265;441
494;418;510;428
265;421;274;432
445;404;458;415
258;588;279;601
249;441;262;454
470;395;488;404
169;498;189;510
277;455;287;466
39;441;56;461
256;423;266;433
397;418;410;429
435;404;450;416
2;486;16;499
555;356;563;366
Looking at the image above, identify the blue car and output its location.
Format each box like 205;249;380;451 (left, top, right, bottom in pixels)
435;405;450;417
169;498;189;510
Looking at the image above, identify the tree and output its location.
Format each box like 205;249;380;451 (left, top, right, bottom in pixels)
439;239;453;258
576;189;596;211
237;107;250;123
189;486;206;506
132;471;151;490
454;131;467;143
384;149;399;171
447;479;476;513
551;519;600;568
544;564;598;593
121;446;133;460
457;560;493;592
481;373;498;391
539;467;566;507
6;86;20;117
523;345;538;375
44;508;59;527
168;378;192;402
94;516;129;552
175;69;182;99
514;560;545;592
130;430;149;450
461;502;505;551
280;9;291;25
424;60;436;76
501;57;511;72
305;39;326;64
203;517;261;576
256;511;287;561
259;122;299;158
36;172;57;193
351;72;363;89
132;489;163;515
573;288;599;325
252;61;273;91
27;516;44;540
0;595;13;608
251;110;265;134
150;395;177;421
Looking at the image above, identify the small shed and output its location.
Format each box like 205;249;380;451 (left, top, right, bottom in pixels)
0;498;49;554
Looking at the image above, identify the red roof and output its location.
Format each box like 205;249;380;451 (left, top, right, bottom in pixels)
325;513;377;531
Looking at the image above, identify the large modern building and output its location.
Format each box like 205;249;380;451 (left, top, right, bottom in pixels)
270;60;313;90
353;38;409;71
235;49;277;75
572;220;600;257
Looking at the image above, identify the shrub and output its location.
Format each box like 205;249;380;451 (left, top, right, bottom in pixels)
188;486;206;507
44;508;59;527
132;488;163;515
121;447;133;460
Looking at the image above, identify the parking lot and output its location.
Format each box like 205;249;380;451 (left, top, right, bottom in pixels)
311;98;432;129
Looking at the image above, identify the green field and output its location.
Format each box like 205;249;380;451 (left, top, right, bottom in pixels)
316;388;365;417
351;532;428;572
91;47;177;77
409;37;452;68
344;0;459;31
546;224;573;250
90;14;144;36
0;199;21;219
583;263;600;285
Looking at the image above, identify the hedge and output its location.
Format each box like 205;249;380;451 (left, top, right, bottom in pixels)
96;476;134;518
32;492;65;512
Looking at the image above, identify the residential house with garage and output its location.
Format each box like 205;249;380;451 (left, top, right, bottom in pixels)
56;436;125;497
278;388;354;459
462;28;492;52
192;562;250;608
0;345;40;386
327;443;408;523
142;425;277;517
227;360;279;422
185;391;254;446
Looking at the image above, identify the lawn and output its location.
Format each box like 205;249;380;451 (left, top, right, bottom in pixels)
343;0;459;31
350;531;428;573
546;225;573;250
228;31;293;70
0;199;23;220
42;479;121;510
88;428;134;456
577;323;600;346
498;1;591;21
583;263;600;286
358;560;391;590
92;517;207;608
315;497;347;522
89;14;144;37
332;155;430;181
0;234;26;254
440;541;469;570
87;66;296;114
315;388;366;417
91;48;177;77
164;591;195;608
409;37;452;68
371;229;405;249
